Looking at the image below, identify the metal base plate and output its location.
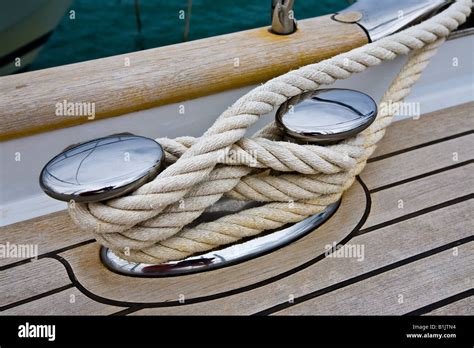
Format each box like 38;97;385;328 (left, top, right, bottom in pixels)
101;200;340;277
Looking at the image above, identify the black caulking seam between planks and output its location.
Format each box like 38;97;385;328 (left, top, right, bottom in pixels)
0;239;96;272
404;289;474;316
253;237;473;315
357;194;473;236
368;160;473;193
0;284;74;312
368;131;473;163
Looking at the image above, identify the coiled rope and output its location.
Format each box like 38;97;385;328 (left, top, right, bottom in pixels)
70;0;472;264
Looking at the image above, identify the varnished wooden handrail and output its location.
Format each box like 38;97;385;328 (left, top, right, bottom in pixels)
0;16;367;141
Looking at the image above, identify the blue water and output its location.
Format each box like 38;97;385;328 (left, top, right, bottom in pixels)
30;0;349;71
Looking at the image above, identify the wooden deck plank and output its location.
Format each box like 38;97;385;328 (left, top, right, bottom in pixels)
370;102;473;159
0;211;93;267
424;297;473;315
57;181;365;304
360;134;474;190
131;199;473;315
275;243;473;315
362;164;473;228
0;258;70;308
1;287;121;315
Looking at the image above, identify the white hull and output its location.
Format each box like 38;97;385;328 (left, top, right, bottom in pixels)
0;0;71;75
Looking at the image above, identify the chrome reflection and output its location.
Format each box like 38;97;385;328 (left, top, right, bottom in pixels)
39;134;164;202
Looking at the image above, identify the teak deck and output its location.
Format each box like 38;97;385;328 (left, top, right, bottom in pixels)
1;102;473;315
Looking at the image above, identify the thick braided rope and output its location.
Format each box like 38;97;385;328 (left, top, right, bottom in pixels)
69;0;472;263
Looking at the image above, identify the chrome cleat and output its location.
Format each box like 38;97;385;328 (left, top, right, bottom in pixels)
39;134;164;203
276;88;377;145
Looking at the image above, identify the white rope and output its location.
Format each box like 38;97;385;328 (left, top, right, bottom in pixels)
69;0;472;264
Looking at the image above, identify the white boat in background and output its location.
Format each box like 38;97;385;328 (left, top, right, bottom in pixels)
0;0;71;75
